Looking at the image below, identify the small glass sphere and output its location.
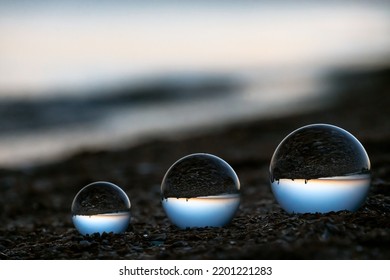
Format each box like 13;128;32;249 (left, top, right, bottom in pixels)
161;153;240;229
71;181;131;235
270;124;371;214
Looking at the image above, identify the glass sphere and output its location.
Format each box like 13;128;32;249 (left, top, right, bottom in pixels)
269;124;371;214
71;181;131;235
161;153;240;229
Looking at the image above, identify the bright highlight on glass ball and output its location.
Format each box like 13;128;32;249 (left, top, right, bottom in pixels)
161;153;240;229
71;181;131;235
269;124;371;214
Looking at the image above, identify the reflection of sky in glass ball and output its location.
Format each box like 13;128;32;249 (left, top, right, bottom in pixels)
162;195;240;229
71;181;131;235
269;124;371;214
72;213;131;235
271;176;370;213
161;153;240;228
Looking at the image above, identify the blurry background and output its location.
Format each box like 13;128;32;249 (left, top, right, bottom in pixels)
0;0;389;168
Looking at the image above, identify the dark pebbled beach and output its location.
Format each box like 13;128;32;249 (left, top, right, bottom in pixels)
0;66;389;260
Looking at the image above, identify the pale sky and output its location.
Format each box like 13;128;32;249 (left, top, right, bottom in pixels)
0;1;390;95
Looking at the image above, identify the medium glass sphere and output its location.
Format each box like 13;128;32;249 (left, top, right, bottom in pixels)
161;153;240;228
71;181;131;235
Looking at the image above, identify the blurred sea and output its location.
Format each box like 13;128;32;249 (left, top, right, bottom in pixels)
0;1;389;168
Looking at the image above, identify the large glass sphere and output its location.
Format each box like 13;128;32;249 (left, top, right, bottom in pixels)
269;124;371;214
